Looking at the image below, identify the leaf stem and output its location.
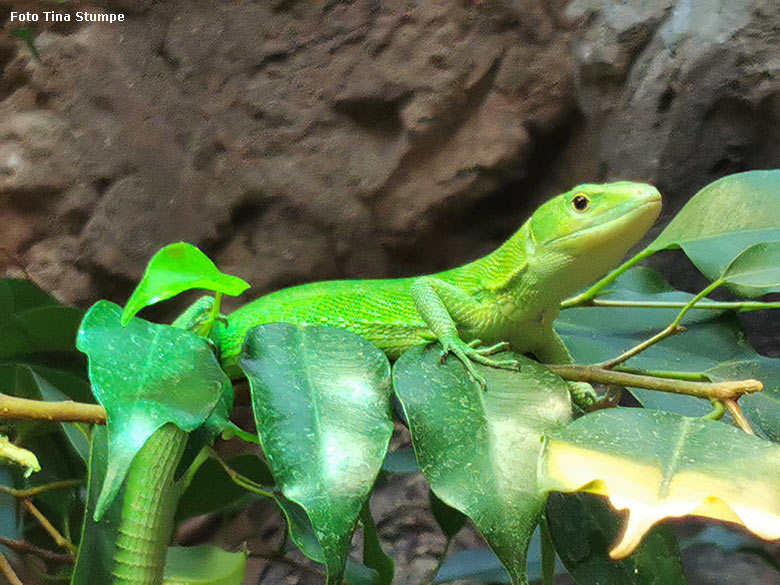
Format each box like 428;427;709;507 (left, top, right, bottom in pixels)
0;536;74;564
22;499;77;553
0;479;82;498
561;249;653;309
613;367;709;381
0;393;106;425
0;553;23;585
723;399;755;435
703;400;726;421
545;364;762;402
580;299;780;311
598;280;723;369
208;449;275;498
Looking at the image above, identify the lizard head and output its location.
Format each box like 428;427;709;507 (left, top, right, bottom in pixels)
530;182;662;257
527;182;662;292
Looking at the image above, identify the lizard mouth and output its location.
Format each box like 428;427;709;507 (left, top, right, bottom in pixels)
550;196;662;250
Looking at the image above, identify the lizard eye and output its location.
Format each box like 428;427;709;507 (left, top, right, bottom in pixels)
572;194;590;212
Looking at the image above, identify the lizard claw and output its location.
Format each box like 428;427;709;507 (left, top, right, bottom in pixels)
439;338;520;390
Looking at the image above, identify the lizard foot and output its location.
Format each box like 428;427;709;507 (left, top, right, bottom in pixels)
439;338;520;390
568;382;602;411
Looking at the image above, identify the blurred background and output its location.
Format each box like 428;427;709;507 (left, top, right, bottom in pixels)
1;1;778;583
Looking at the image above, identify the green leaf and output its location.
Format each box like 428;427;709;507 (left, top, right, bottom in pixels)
648;170;780;280
360;503;394;585
434;548;510;583
539;409;780;557
240;324;394;584
162;546;247;585
33;373;90;463
557;266;780;441
393;347;572;585
273;495;381;585
122;242;249;324
720;241;780;298
545;493;686;585
0;278;84;360
76;301;230;518
71;426;121;585
176;453;274;521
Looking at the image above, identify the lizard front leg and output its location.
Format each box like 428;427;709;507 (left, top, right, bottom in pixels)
410;277;519;388
533;329;598;410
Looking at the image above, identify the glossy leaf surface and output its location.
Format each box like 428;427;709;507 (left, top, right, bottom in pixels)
393;346;572;585
0;278;84;360
76;301;229;518
720;241;780;298
241;323;393;584
122;242;249;324
539;409;780;558
557;267;780;440
649;170;780;279
71;426;121;585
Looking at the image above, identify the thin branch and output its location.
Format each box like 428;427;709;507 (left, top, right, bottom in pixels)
561;249;654;309
0;553;23;585
598;280;722;369
0;536;74;564
0;394;105;425
22;499;77;554
723;399;755;435
582;299;780;312
0;479;82;499
208;450;275;498
545;364;762;402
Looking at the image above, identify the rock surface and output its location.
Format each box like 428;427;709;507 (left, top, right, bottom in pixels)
1;1;779;584
1;0;577;305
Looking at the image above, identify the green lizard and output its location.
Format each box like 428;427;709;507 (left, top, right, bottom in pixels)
107;181;661;585
215;181;662;394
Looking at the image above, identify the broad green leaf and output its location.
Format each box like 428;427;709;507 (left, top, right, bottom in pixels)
539;409;780;558
162;546;247;585
360;503;394;585
122;242;250;324
71;426;121;585
176;453;274;521
76;301;229;518
557;266;780;440
240;324;394;584
648;170;780;280
0;278;84;360
273;495;381;585
545;493;686;585
720;241;780;298
393;347;572;585
33;374;91;463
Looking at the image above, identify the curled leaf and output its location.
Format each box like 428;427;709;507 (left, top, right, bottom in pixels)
122;242;249;324
538;409;780;559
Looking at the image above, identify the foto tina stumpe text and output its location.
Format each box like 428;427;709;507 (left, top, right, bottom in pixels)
11;11;125;24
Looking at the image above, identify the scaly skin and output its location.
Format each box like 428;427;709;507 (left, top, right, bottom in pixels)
110;182;661;585
217;182;662;386
112;424;187;585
